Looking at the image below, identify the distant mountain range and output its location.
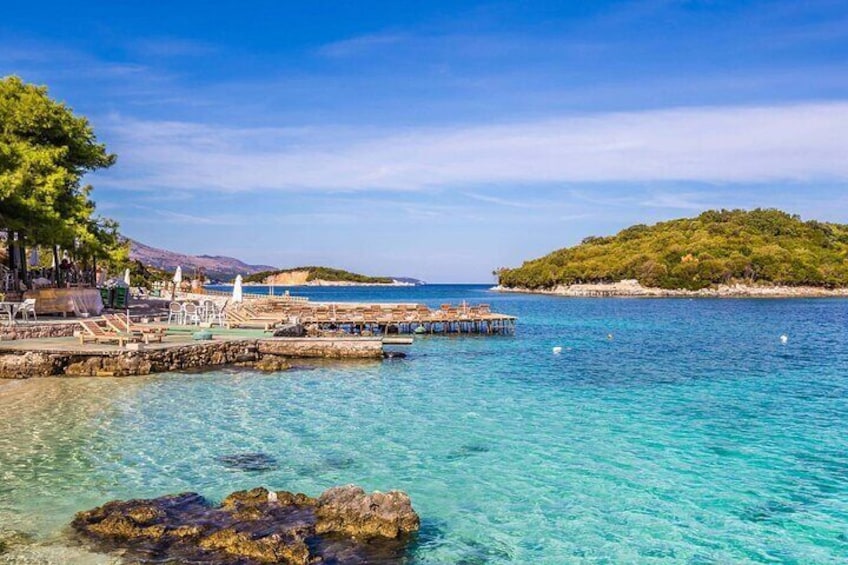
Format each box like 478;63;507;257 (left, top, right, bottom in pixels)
128;240;275;279
128;240;424;284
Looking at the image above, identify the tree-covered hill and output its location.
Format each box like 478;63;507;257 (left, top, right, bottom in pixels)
245;266;394;284
498;209;848;290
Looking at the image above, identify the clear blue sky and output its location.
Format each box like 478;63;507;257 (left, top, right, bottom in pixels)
3;1;847;281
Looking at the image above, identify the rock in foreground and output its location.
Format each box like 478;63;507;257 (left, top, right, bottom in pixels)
72;485;420;564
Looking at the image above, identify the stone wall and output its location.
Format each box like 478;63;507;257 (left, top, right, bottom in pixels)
0;338;384;379
258;338;383;359
0;322;78;341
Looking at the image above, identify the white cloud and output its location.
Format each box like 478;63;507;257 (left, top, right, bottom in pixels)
97;101;848;193
317;33;407;58
464;192;547;209
129;38;219;58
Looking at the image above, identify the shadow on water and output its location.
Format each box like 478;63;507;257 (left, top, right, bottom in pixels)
294;453;360;477
739;499;800;523
215;452;280;473
444;443;492;462
308;532;414;565
454;536;515;564
403;519;514;564
403;519;448;560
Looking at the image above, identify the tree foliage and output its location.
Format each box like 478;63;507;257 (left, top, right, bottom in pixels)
0;76;121;261
498;209;848;290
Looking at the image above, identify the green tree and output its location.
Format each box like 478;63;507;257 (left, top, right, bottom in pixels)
0;76;118;268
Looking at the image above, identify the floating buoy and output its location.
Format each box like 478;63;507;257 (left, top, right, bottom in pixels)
607;333;614;340
552;346;563;355
780;334;788;344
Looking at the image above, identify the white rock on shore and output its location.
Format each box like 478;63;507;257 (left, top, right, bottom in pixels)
492;279;848;298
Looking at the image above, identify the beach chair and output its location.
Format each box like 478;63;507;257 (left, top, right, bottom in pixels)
238;304;283;328
416;305;433;322
183;303;201;325
78;319;135;347
209;299;227;327
102;314;165;344
224;308;249;328
18;298;36;322
199;299;216;323
167;302;184;325
224;307;274;330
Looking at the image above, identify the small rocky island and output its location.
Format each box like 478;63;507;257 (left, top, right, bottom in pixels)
72;484;420;564
496;209;848;296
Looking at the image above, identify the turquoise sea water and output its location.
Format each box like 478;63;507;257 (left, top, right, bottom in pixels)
1;285;848;563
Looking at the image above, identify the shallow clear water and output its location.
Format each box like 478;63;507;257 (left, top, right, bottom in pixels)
2;286;848;563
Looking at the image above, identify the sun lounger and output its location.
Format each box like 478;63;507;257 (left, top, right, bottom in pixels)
225;308;278;330
102;314;165;344
78;319;136;347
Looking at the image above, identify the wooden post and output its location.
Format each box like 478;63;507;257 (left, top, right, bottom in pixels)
52;246;61;286
16;235;27;285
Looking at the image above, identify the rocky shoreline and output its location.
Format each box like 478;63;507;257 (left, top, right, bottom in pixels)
493;279;848;298
72;484;419;564
0;338;385;379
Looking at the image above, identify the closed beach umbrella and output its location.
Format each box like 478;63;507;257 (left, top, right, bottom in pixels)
29;246;40;267
123;268;131;286
233;275;243;303
171;266;183;299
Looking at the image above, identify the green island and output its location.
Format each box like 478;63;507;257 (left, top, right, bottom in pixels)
497;209;848;291
244;266;395;285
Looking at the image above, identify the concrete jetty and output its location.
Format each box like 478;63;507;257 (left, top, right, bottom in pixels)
0;330;386;379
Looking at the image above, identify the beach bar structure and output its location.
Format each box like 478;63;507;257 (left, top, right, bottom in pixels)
226;298;517;336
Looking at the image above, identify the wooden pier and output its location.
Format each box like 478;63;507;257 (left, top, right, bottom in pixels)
229;300;517;336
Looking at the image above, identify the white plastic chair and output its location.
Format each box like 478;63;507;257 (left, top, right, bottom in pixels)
212;300;228;327
183;302;200;325
19;298;36;322
167;302;184;325
200;300;215;323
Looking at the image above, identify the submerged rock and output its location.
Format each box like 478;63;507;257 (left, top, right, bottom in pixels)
0;529;35;555
217;452;280;472
72;484;419;564
254;355;292;372
382;351;407;359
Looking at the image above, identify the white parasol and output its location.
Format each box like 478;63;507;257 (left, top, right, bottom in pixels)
171;266;183;300
233;275;243;303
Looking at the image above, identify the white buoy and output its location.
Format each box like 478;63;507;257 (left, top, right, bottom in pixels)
552;346;563;354
780;334;788;344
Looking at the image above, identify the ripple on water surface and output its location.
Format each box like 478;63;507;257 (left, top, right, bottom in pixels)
1;289;847;563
